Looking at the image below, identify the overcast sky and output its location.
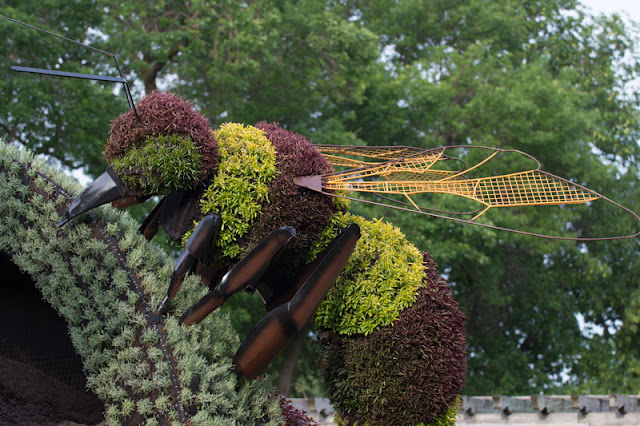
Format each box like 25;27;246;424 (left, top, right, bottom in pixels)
580;0;640;22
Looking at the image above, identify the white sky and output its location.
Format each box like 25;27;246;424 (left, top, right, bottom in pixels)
580;0;640;22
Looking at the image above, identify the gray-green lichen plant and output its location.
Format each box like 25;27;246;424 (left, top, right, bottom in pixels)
0;140;281;425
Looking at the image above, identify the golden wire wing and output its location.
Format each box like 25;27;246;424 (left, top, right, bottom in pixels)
316;145;464;184
322;168;600;219
314;144;447;168
296;145;640;240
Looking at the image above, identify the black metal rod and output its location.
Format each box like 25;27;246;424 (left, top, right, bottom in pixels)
1;14;140;121
11;66;126;83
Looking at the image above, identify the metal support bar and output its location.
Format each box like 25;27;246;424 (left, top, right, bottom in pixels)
11;66;126;83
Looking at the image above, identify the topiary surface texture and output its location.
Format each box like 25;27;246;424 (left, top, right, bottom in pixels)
322;255;466;425
314;214;467;425
106;91;218;180
1;88;467;424
0;141;281;425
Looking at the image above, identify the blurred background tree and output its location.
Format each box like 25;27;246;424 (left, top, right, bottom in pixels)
1;0;639;396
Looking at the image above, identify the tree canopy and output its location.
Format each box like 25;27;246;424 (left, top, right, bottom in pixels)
1;0;639;396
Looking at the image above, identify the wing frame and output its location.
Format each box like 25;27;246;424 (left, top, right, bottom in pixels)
297;144;640;241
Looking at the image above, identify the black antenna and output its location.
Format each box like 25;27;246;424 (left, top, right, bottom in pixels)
0;14;140;121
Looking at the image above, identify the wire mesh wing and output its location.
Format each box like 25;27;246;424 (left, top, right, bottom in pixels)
317;145;466;182
314;145;433;168
324;168;600;218
296;145;640;240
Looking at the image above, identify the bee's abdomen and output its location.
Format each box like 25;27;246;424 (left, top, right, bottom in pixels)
241;122;336;279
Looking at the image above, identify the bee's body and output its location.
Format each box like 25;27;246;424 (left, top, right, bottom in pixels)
75;91;465;424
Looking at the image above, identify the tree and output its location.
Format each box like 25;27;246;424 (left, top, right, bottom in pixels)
336;0;640;394
0;1;127;177
93;0;379;135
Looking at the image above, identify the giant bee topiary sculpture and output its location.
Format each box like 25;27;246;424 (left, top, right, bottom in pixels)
3;13;639;425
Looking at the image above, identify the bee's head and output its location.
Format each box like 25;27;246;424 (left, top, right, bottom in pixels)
58;91;217;226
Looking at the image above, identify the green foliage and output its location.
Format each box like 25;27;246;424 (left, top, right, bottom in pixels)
92;0;378;128
0;1;376;181
194;123;277;259
314;212;425;335
0;1;126;177
0;141;281;424
110;133;203;195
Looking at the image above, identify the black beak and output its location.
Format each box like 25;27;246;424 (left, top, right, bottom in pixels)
58;167;130;227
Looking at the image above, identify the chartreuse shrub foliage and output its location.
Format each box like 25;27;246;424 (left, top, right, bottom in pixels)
188;122;278;260
0;141;281;425
314;212;425;335
314;212;466;425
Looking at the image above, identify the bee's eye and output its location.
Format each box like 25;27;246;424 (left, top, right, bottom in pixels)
110;134;203;195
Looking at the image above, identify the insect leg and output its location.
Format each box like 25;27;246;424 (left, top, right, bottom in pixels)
179;226;296;325
157;213;221;314
232;223;360;380
137;197;165;241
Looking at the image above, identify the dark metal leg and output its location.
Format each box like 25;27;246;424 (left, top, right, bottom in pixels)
232;223;360;380
137;197;164;241
179;226;296;325
157;214;221;314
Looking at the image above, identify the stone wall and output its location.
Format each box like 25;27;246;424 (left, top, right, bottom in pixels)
291;395;640;425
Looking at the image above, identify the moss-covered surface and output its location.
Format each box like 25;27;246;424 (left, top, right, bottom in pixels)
110;133;204;195
0;141;281;425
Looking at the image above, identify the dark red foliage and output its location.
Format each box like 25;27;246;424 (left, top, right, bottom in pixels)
105;91;217;179
242;122;335;277
270;393;317;426
322;252;467;425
